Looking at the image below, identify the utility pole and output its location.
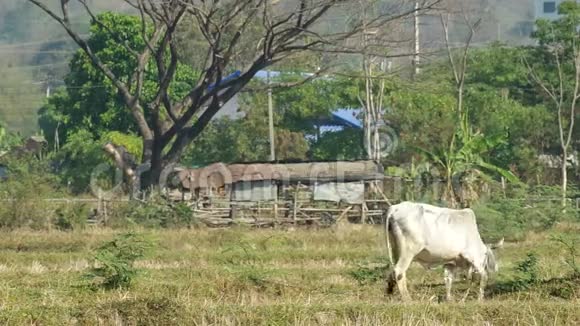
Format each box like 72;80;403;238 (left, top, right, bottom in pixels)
412;1;421;78
267;69;276;161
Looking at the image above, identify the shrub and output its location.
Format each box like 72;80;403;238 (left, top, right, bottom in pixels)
551;236;580;277
0;154;63;229
514;252;540;286
493;252;540;294
473;184;579;241
348;257;391;286
54;202;89;231
85;232;154;290
107;196;197;229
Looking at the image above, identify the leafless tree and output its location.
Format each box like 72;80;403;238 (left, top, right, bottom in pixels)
28;0;439;191
355;0;439;162
439;1;481;130
526;44;579;209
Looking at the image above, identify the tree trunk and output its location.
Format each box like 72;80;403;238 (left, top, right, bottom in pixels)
561;147;568;209
140;138;166;192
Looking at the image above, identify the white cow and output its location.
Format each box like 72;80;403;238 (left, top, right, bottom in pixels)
384;201;499;301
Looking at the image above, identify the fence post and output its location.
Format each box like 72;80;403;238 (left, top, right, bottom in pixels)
292;184;299;224
361;202;367;224
501;176;506;197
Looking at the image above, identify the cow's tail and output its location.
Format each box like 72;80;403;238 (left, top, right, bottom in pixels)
384;206;394;267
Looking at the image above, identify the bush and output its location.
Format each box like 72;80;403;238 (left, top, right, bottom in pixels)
85;232;154;290
54;202;89;231
348;256;391;286
551;236;580;277
107;196;197;229
349;264;389;286
0;155;63;229
492;252;540;294
514;252;540;286
473;185;579;241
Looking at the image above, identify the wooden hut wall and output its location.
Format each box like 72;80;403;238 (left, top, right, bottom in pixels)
312;181;365;204
232;180;278;201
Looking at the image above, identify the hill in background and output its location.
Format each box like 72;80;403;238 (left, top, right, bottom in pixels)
0;0;536;136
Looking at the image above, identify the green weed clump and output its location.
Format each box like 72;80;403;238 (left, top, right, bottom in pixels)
487;252;539;296
85;232;155;290
551;235;580;277
348;258;390;286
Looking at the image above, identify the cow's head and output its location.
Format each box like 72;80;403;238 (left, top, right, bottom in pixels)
484;238;504;274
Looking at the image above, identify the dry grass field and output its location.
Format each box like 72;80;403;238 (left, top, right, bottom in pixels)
0;223;578;325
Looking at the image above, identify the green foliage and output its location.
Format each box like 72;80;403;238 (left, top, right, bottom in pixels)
274;77;357;133
514;253;540;286
275;129;309;160
348;262;389;286
184;116;269;165
102;131;142;160
416;129;519;207
109;196;197;229
472;184;579;241
0;155;63;229
53;203;89;231
184;76;364;164
51;129;111;194
387;80;456;157
551;235;580;277
491;252;541;295
310;128;365;161
467;44;533;104
38;12;198;147
85;232;154;290
475;202;548;242
0;124;22;151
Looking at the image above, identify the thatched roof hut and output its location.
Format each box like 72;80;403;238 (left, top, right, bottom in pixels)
177;162;230;190
176;160;383;190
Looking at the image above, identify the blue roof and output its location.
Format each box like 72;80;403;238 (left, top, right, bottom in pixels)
254;70;314;79
207;70;242;91
254;70;281;79
331;109;362;129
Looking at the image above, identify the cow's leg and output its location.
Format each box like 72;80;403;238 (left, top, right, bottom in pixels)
393;254;414;301
478;271;488;301
385;228;401;296
385;270;396;295
465;266;473;283
460;267;474;303
443;264;455;301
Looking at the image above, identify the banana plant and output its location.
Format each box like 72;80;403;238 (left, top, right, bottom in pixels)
0;125;22;153
416;130;519;208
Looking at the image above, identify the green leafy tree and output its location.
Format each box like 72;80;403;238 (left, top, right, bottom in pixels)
274;77;358;134
29;0;393;190
275;129;309;161
310;128;365;161
38;13;198;147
